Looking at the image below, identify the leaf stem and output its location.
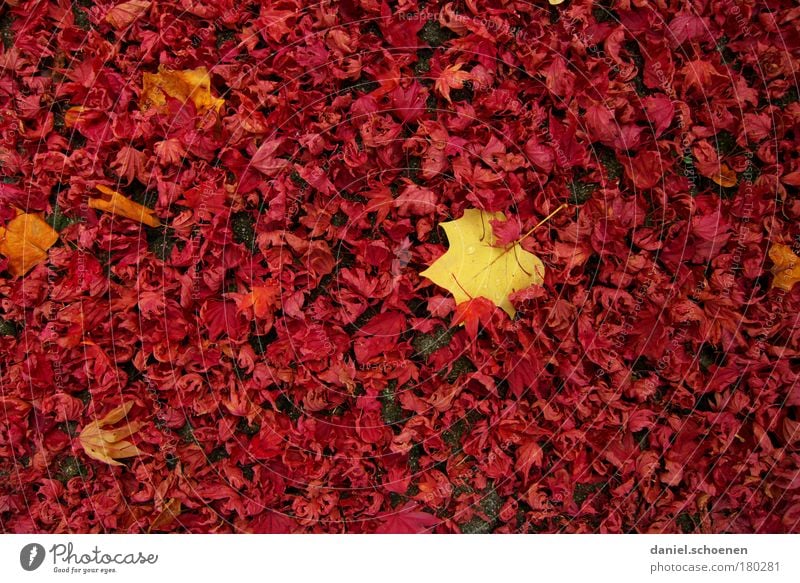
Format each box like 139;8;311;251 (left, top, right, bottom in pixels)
481;203;569;272
516;203;569;244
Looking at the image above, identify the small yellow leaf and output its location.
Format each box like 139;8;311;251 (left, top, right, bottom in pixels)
770;243;800;292
141;66;224;114
79;401;143;466
548;0;565;4
89;185;161;227
0;210;58;276
711;164;737;188
420;209;545;317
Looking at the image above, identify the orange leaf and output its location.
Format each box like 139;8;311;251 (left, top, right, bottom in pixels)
0;210;58;276
243;284;281;319
64;106;86;127
770;243;800;292
711;164;737;188
89;185;161;227
435;63;473;103
79;401;143;466
141;66;224;114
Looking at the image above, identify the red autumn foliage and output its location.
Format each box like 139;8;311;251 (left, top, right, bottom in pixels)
0;0;799;535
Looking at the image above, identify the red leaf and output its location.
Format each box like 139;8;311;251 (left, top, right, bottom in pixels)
489;217;522;246
201;299;246;341
250;139;290;176
375;503;439;534
586;103;617;144
668;14;711;44
624;150;663;190
515;441;543;482
506;352;540;399
643;95;675;137
111;146;147;185
452;297;496;339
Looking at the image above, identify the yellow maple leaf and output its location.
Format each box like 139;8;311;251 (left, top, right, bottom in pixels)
79;401;143;466
420;208;547;317
141;66;225;114
770;243;800;292
0;210;58;277
89;185;161;227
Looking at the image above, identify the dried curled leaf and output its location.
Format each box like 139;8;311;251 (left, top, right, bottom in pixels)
64;106;86;127
420;209;545;317
0;210;58;276
89;185;161;227
770;243;800;292
141;66;225;114
711;163;737;188
105;0;151;29
79;401;143;466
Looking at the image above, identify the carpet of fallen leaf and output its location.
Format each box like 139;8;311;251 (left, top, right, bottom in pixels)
1;1;799;534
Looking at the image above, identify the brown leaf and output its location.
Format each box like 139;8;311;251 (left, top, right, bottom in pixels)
0;210;59;276
117;504;153;531
79;401;143;466
770;243;800;292
149;498;181;532
105;0;151;30
141;66;224;114
89;185;161;227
